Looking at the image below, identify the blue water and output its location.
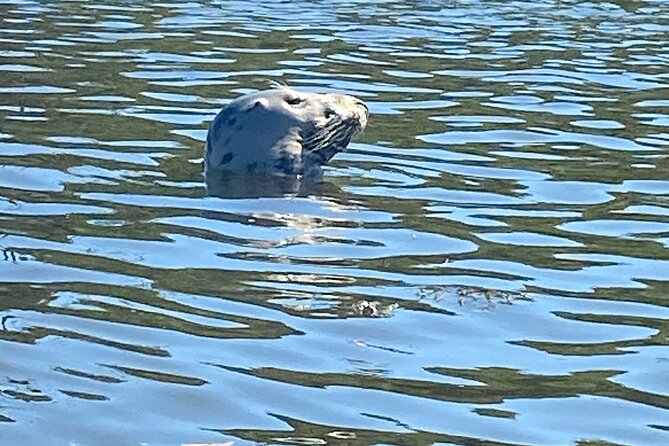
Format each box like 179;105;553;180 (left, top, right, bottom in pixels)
1;1;668;445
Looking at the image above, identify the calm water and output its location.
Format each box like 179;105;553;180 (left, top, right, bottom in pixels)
1;1;669;445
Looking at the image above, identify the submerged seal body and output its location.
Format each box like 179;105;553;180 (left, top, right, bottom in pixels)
205;84;368;176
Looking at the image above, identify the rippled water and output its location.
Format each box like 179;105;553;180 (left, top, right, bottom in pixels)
1;1;669;445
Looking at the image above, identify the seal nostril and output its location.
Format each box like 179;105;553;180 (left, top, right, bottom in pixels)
355;99;369;112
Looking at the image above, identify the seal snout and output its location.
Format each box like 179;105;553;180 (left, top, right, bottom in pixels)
331;94;368;132
354;97;368;112
353;97;369;131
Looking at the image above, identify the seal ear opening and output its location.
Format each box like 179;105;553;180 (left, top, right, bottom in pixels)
249;98;270;111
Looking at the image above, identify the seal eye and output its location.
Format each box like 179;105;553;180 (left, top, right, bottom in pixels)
285;96;304;106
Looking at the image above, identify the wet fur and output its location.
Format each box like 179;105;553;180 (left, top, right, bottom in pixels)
205;85;368;176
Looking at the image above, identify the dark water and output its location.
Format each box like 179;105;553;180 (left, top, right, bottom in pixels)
1;1;669;445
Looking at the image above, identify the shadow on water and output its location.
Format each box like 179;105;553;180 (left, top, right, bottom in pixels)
205;169;340;199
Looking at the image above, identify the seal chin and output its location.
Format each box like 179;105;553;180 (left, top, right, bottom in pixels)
204;85;368;176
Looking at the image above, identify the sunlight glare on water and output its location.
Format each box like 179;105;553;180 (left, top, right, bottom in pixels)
1;1;669;445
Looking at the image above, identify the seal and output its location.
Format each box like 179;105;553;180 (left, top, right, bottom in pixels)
205;83;368;176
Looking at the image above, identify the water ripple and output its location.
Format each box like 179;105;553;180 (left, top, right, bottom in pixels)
1;1;668;445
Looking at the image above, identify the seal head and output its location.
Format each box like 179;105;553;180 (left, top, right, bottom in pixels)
205;84;368;176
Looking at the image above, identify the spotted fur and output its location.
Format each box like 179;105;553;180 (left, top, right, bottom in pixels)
205;85;368;176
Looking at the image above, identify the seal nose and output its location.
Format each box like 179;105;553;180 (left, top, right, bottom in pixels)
355;98;368;113
353;98;369;129
352;98;369;131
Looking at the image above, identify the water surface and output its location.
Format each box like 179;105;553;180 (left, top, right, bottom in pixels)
1;1;669;445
